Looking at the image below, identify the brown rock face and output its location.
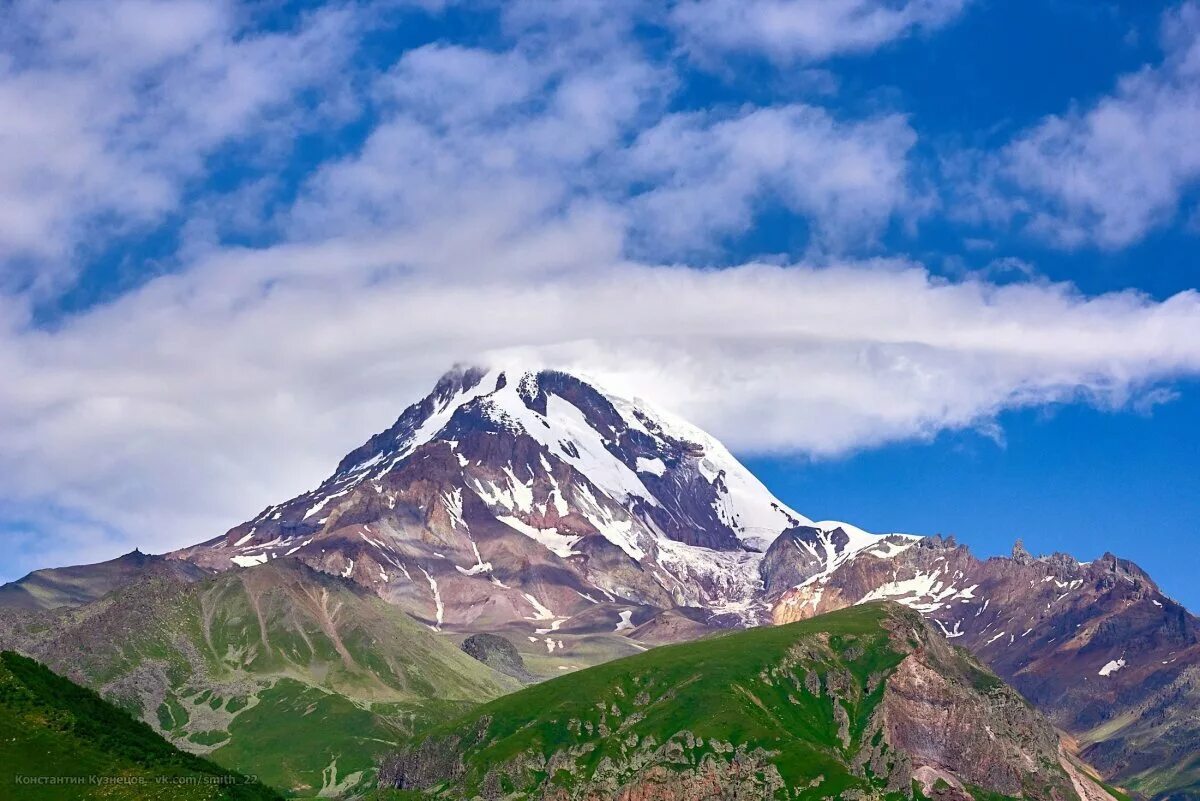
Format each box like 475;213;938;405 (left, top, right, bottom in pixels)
884;651;1065;798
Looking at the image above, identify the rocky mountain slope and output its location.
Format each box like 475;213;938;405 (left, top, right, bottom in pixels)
0;559;517;797
378;602;1119;801
769;537;1200;799
0;650;281;801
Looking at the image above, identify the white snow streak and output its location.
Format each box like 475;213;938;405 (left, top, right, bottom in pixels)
420;566;444;630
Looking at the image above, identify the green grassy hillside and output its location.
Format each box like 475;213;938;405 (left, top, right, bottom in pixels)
379;603;1105;801
0;650;281;801
0;560;517;797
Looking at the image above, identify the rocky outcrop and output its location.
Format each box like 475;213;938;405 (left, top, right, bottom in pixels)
880;628;1074;800
758;525;831;596
460;633;534;682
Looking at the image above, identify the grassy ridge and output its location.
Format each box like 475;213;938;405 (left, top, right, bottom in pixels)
385;604;939;799
0;650;281;801
381;602;1098;801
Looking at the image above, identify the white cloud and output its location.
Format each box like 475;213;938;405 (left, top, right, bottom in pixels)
624;105;920;252
288;33;671;243
0;0;358;293
293;46;915;258
670;0;970;63
976;2;1200;248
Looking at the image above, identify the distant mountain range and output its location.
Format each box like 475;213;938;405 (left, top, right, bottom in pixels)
1;365;1196;799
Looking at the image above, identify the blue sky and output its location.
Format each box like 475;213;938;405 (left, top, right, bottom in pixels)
0;0;1198;608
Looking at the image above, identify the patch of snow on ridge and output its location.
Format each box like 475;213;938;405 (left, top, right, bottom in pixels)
503;387;656;507
497;515;580;559
443;489;466;530
813;521;881;563
934;618;965;639
864;537;920;559
231;554;268;567
857;569;976;613
302;486;354;521
501;465;534;512
456;538;493;576
572;483;645;560
791;525;919;593
522;592;555;621
615;610;634;631
1099;658;1126;677
378;371;496;473
636;456;667;476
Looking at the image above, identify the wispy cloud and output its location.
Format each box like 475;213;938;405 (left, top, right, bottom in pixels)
670;0;970;63
0;0;360;294
964;1;1200;248
624;105;921;253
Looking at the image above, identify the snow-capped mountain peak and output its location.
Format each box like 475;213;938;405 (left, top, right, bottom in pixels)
173;365;892;630
323;365;809;546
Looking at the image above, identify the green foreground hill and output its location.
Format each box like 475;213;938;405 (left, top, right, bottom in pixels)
0;650;281;801
378;602;1119;801
0;559;518;797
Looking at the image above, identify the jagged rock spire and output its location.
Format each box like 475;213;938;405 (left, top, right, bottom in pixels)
1011;538;1034;565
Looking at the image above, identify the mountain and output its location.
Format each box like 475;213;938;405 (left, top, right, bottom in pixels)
169;365;896;664
0;548;209;611
0;649;281;801
768;536;1200;800
377;602;1121;801
172;365;832;634
0;559;517;797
